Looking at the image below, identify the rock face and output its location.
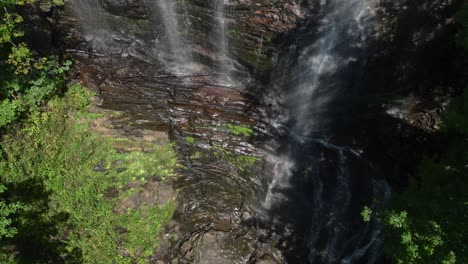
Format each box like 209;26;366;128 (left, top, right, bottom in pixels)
359;0;462;190
29;0;463;262
53;0;306;82
48;0;304;262
101;0;148;18
367;0;460;96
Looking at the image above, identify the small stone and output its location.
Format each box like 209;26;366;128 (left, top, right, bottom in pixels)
213;219;232;232
93;163;105;172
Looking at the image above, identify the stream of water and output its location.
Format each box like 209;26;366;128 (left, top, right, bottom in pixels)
263;0;390;263
69;0;110;51
69;0;391;262
152;0;193;73
215;0;234;85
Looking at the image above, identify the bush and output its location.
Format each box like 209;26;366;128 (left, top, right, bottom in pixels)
0;86;178;263
364;89;468;263
0;0;70;129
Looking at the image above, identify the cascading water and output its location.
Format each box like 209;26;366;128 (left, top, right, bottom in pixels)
253;33;264;76
151;0;193;72
263;0;390;263
70;0;193;73
215;0;233;85
69;0;110;51
68;0;394;262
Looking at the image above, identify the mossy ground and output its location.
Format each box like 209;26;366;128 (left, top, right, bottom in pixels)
212;146;261;172
0;85;178;263
225;124;254;137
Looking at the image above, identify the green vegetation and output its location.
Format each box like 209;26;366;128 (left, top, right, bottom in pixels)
456;0;468;49
185;136;195;144
0;2;177;262
231;155;262;171
361;5;468;263
1;1;70;261
0;86;177;263
360;206;372;222
212;146;261;172
226;124;254;137
440;88;468;134
0;184;20;240
364;88;468;264
0;0;69;129
189;151;201;160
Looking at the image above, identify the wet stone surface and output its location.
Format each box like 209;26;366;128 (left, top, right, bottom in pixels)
42;0;461;262
64;49;282;263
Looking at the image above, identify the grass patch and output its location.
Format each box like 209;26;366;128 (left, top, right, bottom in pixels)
0;85;177;263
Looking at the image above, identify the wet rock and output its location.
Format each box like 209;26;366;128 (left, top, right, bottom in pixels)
44;0;461;262
101;0;148;19
194;233;233;264
20;2;56;52
114;180;175;214
155;182;175;205
55;0;307;81
255;254;280;264
384;94;448;131
366;0;460;98
213;219;233;232
38;0;53;12
58;48;280;262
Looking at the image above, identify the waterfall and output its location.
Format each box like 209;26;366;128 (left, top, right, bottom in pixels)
215;0;233;85
70;0;193;72
263;0;390;263
253;33;264;76
287;0;376;135
151;0;193;73
69;0;111;51
263;156;295;209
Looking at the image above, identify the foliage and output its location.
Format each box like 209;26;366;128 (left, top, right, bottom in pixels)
361;206;372;222
0;86;177;263
0;1;70;261
0;1;177;262
0;185;20;240
364;88;468;263
212;146;261;172
185;136;195;144
0;0;69;129
226;124;254;137
456;0;468;49
371;207;455;264
440;88;468;134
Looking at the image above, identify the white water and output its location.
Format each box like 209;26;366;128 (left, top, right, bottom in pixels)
255;33;264;67
152;0;193;73
288;0;375;136
263;0;376;208
215;0;234;85
69;0;387;261
71;0;193;73
69;0;111;51
263;156;295;209
263;0;384;262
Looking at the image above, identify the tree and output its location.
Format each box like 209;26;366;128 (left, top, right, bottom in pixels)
0;0;68;128
0;184;20;240
363;2;468;261
364;89;468;263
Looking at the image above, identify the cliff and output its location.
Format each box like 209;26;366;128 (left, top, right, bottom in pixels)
24;0;464;262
